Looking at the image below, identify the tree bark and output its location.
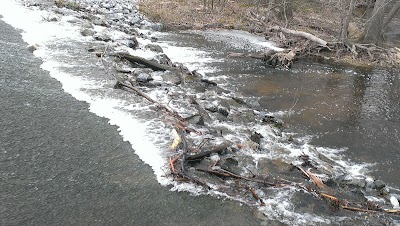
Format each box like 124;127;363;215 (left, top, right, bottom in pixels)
382;0;400;28
265;0;274;22
112;52;176;71
277;0;293;25
340;0;357;41
270;26;328;47
363;0;391;45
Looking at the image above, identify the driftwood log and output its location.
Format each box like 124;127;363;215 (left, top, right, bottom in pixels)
185;143;229;161
114;81;184;121
269;26;328;47
112;52;176;71
228;48;295;68
228;48;278;60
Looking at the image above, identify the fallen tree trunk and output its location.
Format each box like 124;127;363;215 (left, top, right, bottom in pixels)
112;52;176;71
228;48;278;60
228;48;294;68
114;81;184;121
185;143;229;161
269;26;328;47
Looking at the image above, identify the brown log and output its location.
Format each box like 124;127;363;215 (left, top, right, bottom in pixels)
185;143;229;161
245;185;266;206
298;166;326;189
196;168;231;177
169;156;176;173
112;52;176;71
115;81;184;121
228;48;278;60
341;205;377;213
269;26;328;47
197;167;284;187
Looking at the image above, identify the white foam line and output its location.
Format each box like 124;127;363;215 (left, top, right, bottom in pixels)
0;0;171;183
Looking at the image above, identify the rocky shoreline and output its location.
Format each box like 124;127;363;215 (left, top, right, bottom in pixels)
18;0;400;223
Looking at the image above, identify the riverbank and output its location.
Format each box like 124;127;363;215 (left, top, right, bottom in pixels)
139;0;400;69
3;0;400;224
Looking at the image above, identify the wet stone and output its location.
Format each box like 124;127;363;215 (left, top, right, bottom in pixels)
247;99;261;109
220;156;241;173
81;28;95;36
158;71;181;85
154;54;172;66
27;44;38;52
217;106;229;117
262;115;278;124
128;37;138;49
173;63;190;73
205;104;218;113
136;73;153;83
250;132;264;145
145;44;163;53
93;33;112;42
373;180;386;189
92;18;109;27
188;115;205;126
336;176;367;188
186;83;206;93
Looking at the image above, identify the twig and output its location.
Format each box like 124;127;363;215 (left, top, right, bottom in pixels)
169;156;176;173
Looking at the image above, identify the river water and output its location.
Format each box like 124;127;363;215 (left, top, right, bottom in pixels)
0;11;262;226
156;30;400;189
1;0;400;225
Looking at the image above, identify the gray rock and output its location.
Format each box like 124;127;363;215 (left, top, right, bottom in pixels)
335;175;366;188
205;104;218;113
217;106;229;117
93;33;111;42
27;44;38;52
373;180;386;189
136;73;153;83
145;44;163;53
87;45;106;53
128;37;138;49
150;36;158;42
133;68;154;75
128;15;141;25
158;71;181;85
154;54;172;66
80;28;95;36
250;132;264;145
188;115;205;126
151;23;163;31
247;99;261;109
92;18;109;27
48;16;59;22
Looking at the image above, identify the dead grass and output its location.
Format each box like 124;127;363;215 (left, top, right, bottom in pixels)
139;0;343;37
138;0;400;69
140;0;269;31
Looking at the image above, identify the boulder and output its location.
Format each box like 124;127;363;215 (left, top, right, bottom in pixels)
145;44;164;53
81;28;95;37
93;33;112;42
128;37;138;49
154;54;172;66
250;132;264;145
92;18;109;27
217;106;229;117
136;73;153;83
